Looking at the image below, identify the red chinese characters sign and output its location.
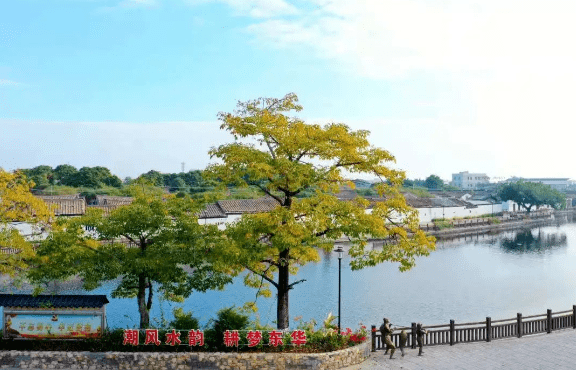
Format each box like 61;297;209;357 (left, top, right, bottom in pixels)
122;329;306;347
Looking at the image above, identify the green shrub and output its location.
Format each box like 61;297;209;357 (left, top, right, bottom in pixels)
487;217;501;224
402;187;433;198
433;219;454;229
356;188;378;197
169;308;199;330
204;306;250;351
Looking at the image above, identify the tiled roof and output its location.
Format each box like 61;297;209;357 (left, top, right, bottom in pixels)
335;189;359;200
404;197;475;208
37;194;81;200
216;197;279;214
40;198;86;216
199;203;227;219
0;294;109;308
95;195;133;206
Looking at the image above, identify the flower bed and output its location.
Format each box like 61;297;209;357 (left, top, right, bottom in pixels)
0;310;371;368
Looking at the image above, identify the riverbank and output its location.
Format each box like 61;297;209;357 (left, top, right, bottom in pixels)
425;210;576;239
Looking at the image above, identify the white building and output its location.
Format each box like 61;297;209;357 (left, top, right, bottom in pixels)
451;171;490;189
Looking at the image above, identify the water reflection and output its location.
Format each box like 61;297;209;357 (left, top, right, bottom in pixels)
500;229;567;254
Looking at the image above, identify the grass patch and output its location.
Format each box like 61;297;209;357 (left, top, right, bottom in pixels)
402;187;433;198
433;219;454;229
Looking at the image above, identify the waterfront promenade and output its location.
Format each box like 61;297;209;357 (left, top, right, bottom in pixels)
344;328;576;370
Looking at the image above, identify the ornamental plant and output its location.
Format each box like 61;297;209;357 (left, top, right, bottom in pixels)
340;325;368;345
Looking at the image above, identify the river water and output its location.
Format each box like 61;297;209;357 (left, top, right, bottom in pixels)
3;215;576;330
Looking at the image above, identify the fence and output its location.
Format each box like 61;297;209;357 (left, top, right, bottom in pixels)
371;306;576;352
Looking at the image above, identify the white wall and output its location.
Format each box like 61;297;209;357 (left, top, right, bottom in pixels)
198;214;242;230
4;222;48;241
417;203;505;223
198;204;512;228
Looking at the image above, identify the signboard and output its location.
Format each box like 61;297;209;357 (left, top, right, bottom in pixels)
122;328;307;347
4;310;104;339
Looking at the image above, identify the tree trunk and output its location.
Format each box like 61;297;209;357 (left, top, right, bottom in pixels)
147;279;153;311
137;273;150;328
277;248;290;330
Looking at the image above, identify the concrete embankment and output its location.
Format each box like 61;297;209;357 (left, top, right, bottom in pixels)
425;210;575;239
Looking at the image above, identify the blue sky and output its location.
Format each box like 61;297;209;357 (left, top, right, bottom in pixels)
2;0;576;181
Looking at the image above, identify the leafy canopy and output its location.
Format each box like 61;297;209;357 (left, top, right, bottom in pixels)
206;93;435;329
28;185;231;328
497;180;566;212
0;169;52;276
424;175;444;190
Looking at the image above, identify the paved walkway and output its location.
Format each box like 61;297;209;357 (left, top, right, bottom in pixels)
343;328;576;370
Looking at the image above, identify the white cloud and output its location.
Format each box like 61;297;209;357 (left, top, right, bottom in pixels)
98;0;157;12
244;0;576;78
238;1;576;179
120;0;157;6
187;0;299;18
0;79;22;87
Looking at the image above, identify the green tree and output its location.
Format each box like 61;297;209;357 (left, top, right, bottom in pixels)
53;164;78;185
137;170;165;187
424;175;444;190
497;180;566;213
0;170;52;276
20;165;54;189
28;187;231;328
65;166;121;188
206;93;435;329
403;178;425;188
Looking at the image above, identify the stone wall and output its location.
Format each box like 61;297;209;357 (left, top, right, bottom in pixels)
0;340;370;370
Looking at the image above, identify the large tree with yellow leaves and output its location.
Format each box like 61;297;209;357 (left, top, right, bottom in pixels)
206;93;435;329
0;169;52;276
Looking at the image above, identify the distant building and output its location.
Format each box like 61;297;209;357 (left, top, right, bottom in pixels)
451;171;490;190
505;177;576;190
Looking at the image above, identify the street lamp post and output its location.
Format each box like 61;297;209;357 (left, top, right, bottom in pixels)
335;246;344;333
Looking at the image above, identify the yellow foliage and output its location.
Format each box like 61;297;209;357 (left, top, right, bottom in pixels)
207;93;436;329
0;169;52;276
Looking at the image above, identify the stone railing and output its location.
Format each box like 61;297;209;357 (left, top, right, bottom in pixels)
0;339;370;370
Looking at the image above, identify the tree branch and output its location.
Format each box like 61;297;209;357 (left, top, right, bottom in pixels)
315;228;332;238
288;279;306;289
254;263;274;299
263;135;277;160
255;183;284;205
244;265;278;289
121;234;138;246
76;240;121;262
260;258;279;267
334;161;363;168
